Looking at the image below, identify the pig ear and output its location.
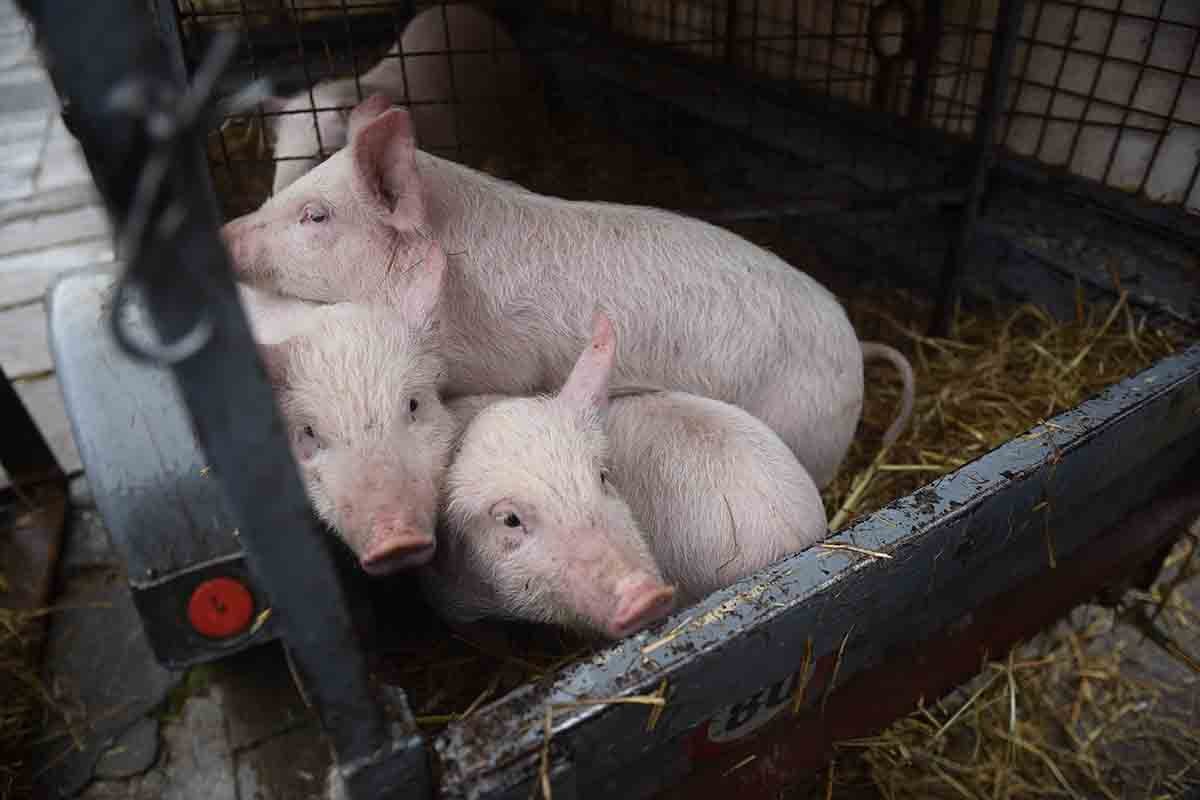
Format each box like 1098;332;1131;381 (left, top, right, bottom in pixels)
558;311;616;414
347;92;393;138
351;107;425;230
257;340;294;389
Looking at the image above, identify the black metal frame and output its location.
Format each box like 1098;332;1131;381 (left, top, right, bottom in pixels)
0;364;64;490
14;2;428;798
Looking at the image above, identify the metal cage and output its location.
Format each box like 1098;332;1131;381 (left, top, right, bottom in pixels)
24;0;1200;798
171;0;1199;328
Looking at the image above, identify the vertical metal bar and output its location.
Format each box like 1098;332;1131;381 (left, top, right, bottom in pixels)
13;2;428;798
724;0;737;64
1134;25;1199;199
437;2;466;163
954;0;983;137
1032;0;1088;165
1098;2;1163;190
1000;0;1043;150
930;0;1025;337
908;0;943;125
0;365;63;488
1063;0;1127;181
156;0;224;211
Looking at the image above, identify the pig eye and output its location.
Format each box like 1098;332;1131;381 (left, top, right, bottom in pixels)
502;513;522;528
600;469;609;487
409;398;419;414
300;204;329;224
302;425;315;438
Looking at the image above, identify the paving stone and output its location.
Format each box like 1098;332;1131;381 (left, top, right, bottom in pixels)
36;116;94;193
0;162;35;202
0;375;82;490
214;643;314;751
0;204;109;257
0;267;64;308
235;723;332;800
0;115;44;182
0;74;56;113
0;235;115;275
0;108;46;147
68;472;95;509
0;181;100;225
0;33;35;71
0;300;52;376
81;694;236;800
93;717;161;780
33;561;181;799
60;509;117;573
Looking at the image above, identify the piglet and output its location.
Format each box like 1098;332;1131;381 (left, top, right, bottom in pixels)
238;254;456;575
421;313;827;639
267;3;529;193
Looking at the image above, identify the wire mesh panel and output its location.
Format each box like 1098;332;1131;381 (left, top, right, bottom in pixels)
177;0;1199;234
174;1;545;215
550;0;1200;214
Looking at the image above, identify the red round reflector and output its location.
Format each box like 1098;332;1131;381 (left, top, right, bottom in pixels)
187;577;254;639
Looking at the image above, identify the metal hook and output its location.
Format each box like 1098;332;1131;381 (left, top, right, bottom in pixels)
103;30;254;366
108;276;214;365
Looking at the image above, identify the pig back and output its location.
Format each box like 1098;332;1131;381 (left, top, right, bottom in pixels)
419;152;864;488
602;391;828;603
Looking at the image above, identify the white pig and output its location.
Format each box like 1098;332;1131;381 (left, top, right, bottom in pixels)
267;3;528;193
420;313;827;639
238;254;456;575
223;96;916;489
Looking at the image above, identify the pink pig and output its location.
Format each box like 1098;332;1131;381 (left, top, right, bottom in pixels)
237;255;455;575
223;97;914;489
420;313;827;639
420;314;677;639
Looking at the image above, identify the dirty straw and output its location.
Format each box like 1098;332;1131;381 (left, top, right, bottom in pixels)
830;533;1200;799
822;290;1183;529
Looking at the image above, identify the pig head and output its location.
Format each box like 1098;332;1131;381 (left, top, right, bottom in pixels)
223;96;435;304
248;254;455;575
426;313;676;639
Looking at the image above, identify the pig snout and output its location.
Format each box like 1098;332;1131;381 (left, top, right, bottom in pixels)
360;518;436;575
608;575;677;639
336;471;440;575
219;217;267;281
565;528;676;638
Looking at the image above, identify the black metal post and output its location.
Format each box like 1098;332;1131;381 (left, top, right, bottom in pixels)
13;2;428;798
907;0;943;125
930;0;1025;337
0;365;63;489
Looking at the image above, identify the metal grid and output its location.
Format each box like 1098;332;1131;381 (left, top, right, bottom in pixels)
176;1;1200;224
173;1;536;214
584;0;1200;213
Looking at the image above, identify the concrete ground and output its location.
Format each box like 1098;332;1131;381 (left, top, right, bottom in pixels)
1;2;1197;799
